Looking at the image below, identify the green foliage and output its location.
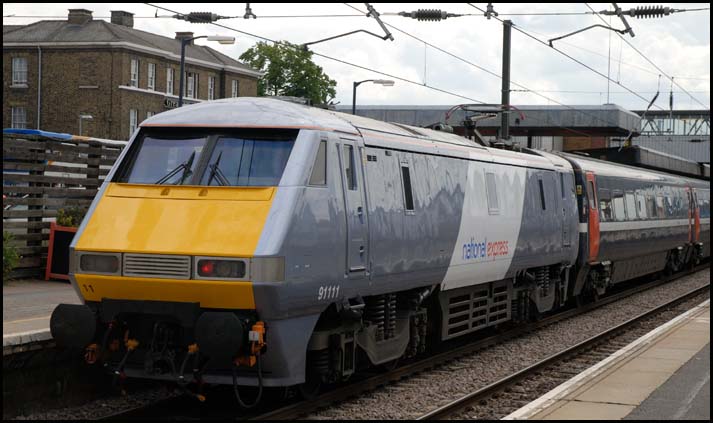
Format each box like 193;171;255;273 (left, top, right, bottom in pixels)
57;206;86;227
3;231;20;279
239;41;337;105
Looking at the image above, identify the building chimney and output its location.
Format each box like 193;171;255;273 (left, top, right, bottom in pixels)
110;11;134;28
68;9;93;25
175;32;195;45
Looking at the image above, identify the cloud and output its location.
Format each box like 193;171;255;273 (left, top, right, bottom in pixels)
3;2;709;109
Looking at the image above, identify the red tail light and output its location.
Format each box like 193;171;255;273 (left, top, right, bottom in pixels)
199;260;215;276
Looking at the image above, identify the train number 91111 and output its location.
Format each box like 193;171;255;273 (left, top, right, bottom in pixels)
318;285;341;301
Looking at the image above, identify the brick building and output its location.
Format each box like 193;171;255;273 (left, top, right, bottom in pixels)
3;9;261;140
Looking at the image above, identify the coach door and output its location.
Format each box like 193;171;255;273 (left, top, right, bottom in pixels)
338;138;369;275
691;188;701;243
585;171;600;263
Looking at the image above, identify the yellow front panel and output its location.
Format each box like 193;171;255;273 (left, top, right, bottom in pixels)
76;274;255;309
76;183;275;256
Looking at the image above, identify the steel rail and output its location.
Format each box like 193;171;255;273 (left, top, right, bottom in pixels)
416;280;710;420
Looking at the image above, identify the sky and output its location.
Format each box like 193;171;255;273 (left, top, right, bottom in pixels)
3;3;710;111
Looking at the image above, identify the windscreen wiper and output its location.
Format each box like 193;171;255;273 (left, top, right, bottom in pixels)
206;151;230;186
155;151;196;185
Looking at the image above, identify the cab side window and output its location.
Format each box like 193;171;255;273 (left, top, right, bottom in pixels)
308;140;327;186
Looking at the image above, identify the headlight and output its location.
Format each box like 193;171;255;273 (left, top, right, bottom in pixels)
251;257;285;282
77;252;121;275
195;257;248;280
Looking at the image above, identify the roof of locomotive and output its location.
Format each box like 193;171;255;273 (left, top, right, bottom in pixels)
141;97;561;171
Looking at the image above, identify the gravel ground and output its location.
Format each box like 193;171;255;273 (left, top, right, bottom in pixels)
304;268;710;420
12;384;179;420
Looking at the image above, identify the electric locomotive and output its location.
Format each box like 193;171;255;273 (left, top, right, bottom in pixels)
50;98;708;396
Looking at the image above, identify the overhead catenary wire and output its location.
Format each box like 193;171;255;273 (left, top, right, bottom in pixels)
584;3;710;110
4;6;710;19
144;3;490;105
466;3;665;111
343;3;642;139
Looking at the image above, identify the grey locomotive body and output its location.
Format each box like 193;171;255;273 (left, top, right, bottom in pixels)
50;98;708;394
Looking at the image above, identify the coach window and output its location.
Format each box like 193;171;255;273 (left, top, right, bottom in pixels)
612;190;626;221
308;140;327;186
656;194;666;218
664;194;674;217
701;192;711;219
485;172;499;215
343;145;356;190
636;191;647;219
625;191;636;220
598;189;612;221
646;193;657;218
401;164;415;213
538;178;547;211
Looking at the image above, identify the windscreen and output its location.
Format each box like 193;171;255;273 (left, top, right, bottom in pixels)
116;129;297;187
201;137;294;186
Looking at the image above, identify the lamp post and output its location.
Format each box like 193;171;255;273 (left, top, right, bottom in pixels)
78;114;93;136
352;79;395;115
178;35;235;107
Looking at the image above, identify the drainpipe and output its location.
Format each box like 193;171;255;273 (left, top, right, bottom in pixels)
37;46;42;129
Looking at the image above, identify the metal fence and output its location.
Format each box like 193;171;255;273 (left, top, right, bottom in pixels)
3;130;126;278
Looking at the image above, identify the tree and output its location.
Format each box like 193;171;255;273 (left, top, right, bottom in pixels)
239;41;337;105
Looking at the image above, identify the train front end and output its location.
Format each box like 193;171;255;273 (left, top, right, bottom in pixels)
49;100;322;392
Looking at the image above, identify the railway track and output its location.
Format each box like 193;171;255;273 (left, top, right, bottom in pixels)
416;282;709;420
99;263;709;421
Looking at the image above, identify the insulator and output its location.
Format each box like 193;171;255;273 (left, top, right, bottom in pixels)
399;9;448;21
628;6;672;19
179;12;220;23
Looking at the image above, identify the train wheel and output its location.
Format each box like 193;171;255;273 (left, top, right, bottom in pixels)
298;375;322;400
378;358;400;372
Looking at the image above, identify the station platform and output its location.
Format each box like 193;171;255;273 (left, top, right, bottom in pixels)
505;299;710;420
3;279;81;355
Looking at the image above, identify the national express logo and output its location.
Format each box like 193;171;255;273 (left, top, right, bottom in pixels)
462;237;509;260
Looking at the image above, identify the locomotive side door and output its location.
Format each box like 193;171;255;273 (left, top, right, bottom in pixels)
337;138;369;276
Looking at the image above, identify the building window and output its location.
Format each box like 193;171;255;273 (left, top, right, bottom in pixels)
147;63;156;90
12;57;28;85
146;111;154;119
129;109;138;136
208;76;215;100
11;107;27;129
130;59;139;87
166;68;174;95
232;80;239;98
186;72;198;98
